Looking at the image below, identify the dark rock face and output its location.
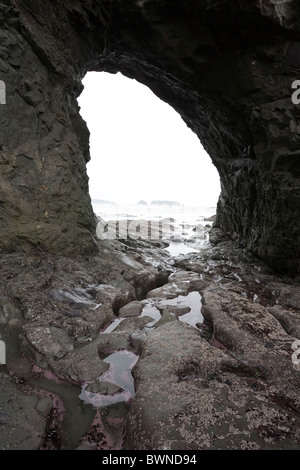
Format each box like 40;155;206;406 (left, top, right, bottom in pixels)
0;0;299;273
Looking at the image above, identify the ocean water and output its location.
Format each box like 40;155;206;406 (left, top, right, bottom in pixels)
92;201;217;257
92;201;216;221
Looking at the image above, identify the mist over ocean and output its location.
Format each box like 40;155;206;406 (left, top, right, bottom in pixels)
92;200;216;223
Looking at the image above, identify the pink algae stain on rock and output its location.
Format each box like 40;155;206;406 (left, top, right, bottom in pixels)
32;364;80;386
209;336;227;351
79;349;139;449
81;349;138;407
79;409;124;450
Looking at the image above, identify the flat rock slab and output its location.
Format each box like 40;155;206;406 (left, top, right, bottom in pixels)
158;305;191;316
86;380;123;396
0;371;53;450
126;317;300;450
119;301;143;318
24;326;73;359
147;271;206;299
0;237;299;450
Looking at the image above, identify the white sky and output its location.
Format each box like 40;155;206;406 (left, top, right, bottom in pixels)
77;72;220;207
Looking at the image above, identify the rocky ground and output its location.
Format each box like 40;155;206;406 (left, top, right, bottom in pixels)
0;225;300;450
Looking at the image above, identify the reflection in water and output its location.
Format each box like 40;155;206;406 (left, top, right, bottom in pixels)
101;318;124;334
164;291;203;328
79;350;138;408
166;242;198;257
140;291;203;330
78;349;139;450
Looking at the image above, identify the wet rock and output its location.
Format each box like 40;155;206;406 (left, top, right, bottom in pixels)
51;328;136;383
96;332;132;355
209;227;230;246
0;372;53;450
0;220;299;450
157;305;191;317
201;288;293;361
0;296;23;322
113;316;154;333
23;326;73;359
147;271;206;299
56;340;110;382
268;305;300;339
86;381;123;396
169;271;207;293
146;283;182;300
129;331;147;353
78;403;130;450
153;310;177;327
272;285;300;310
126;319;300;450
93;284;134;314
119;301;143;318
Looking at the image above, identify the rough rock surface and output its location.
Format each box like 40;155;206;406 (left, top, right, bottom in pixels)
0;0;300;452
119;301;143;318
0;0;299;273
0;238;171;450
125;232;300;450
0;228;300;450
0;372;53;450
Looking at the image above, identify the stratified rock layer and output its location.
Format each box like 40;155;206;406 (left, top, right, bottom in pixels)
0;0;299;273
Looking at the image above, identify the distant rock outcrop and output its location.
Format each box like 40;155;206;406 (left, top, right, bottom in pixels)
151;200;181;206
92;199;115;205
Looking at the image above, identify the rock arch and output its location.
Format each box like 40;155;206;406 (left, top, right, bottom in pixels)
0;0;299;273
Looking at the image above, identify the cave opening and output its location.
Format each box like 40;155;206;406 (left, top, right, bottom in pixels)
77;71;220;249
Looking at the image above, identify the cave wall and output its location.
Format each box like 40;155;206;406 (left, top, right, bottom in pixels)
0;0;299;273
